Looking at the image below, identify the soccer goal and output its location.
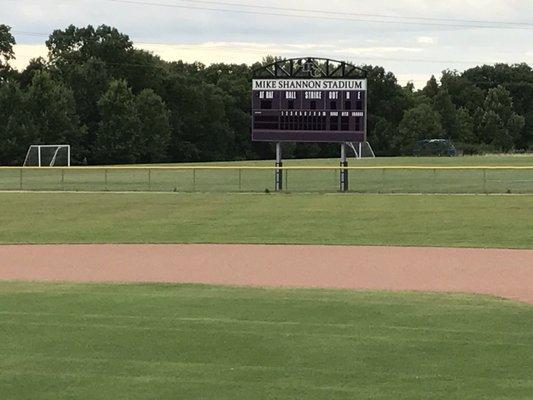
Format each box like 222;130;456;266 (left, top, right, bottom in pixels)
347;141;376;159
23;145;71;167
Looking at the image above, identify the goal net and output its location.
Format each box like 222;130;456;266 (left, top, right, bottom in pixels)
347;141;376;159
23;145;71;167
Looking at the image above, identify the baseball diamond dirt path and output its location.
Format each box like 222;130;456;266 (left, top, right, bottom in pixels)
0;244;532;303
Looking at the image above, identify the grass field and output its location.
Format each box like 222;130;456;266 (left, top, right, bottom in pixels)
2;156;532;399
1;192;532;248
159;154;533;167
1;155;532;193
0;282;531;400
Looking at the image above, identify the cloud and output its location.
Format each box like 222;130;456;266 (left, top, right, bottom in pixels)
417;36;436;45
137;42;424;65
5;0;533;89
137;42;338;65
339;47;423;54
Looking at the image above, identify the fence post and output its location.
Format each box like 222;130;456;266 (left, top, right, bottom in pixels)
285;168;288;191
381;168;385;193
104;169;108;191
238;169;242;191
483;169;487;194
148;168;151;191
433;168;436;194
19;168;23;190
192;169;196;191
61;168;65;191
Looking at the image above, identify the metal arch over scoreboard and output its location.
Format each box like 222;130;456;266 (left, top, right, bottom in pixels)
252;57;367;143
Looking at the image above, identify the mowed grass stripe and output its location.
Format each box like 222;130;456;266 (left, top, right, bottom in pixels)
1;310;532;342
1;192;532;248
0;282;531;399
2;310;532;337
3;353;532;380
2;367;531;395
0;320;529;348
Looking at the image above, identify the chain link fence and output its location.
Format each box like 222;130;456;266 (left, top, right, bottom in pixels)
0;166;532;194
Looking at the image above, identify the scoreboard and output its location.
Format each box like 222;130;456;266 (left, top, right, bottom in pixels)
252;79;367;143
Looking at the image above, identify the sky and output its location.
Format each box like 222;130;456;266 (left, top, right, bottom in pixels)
3;0;533;87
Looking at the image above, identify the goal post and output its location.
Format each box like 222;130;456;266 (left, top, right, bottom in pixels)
23;145;71;167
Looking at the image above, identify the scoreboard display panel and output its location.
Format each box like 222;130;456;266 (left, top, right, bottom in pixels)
252;79;367;143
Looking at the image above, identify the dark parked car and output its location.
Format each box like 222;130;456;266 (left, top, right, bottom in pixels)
413;139;457;157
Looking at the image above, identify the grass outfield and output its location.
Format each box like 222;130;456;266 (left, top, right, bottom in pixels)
0;282;531;400
1;192;532;248
1;155;532;193
153;154;533;167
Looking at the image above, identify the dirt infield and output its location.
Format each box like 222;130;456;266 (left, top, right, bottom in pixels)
0;244;532;303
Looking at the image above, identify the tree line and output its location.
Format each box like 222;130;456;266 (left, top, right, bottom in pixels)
0;24;532;165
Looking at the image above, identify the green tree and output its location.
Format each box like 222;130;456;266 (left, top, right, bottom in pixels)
432;89;459;139
26;71;85;157
422;75;439;99
368;115;398;156
0;24;16;81
46;25;132;66
364;65;412;125
397;104;444;153
18;57;47;88
460;64;533;149
0;82;33;165
481;86;525;151
185;83;235;161
45;25;167;96
6;23;533;161
95;80;140;164
122;49;168;94
62;58;110;161
455;107;475;144
204;63;253;159
505;80;533;149
136;89;171;163
361;65;412;156
441;70;485;112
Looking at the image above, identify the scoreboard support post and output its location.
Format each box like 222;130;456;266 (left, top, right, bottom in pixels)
340;143;349;192
275;142;283;191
